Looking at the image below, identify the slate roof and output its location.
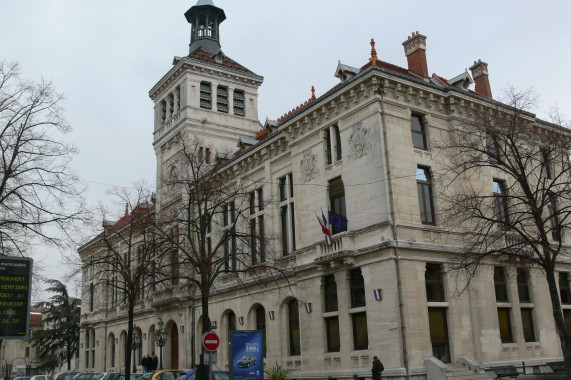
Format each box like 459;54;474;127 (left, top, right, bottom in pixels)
189;48;255;75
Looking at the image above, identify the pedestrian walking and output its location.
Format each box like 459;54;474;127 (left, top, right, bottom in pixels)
371;356;384;380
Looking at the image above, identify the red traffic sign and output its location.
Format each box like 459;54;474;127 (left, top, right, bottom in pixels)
202;331;220;351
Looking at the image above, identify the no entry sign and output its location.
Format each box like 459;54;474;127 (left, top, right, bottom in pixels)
203;331;220;351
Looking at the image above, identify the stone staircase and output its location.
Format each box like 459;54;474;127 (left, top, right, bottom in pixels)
445;362;491;380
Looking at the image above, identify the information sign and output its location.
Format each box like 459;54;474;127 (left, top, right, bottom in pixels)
230;330;263;380
0;256;33;339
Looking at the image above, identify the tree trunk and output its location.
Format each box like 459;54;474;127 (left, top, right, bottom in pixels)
544;265;571;379
125;302;134;379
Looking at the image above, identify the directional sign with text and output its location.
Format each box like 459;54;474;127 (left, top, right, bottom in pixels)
0;256;33;339
202;331;220;351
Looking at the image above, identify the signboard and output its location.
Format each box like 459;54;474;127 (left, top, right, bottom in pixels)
230;330;263;380
0;256;33;339
202;331;220;351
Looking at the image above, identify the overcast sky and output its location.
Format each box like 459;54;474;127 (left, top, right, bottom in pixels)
2;0;570;297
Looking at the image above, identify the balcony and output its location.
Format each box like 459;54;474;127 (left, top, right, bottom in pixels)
315;234;355;269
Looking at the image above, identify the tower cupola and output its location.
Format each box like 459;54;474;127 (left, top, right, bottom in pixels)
184;0;226;54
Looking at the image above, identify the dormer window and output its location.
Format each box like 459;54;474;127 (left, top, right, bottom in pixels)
200;82;212;109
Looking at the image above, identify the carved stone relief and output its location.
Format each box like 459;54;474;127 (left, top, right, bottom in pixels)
348;122;372;160
300;149;319;183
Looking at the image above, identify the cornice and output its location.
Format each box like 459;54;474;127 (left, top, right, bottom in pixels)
149;57;264;101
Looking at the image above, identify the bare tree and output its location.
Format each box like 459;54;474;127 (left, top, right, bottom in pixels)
78;185;159;377
0;61;85;256
154;135;285;371
436;87;571;375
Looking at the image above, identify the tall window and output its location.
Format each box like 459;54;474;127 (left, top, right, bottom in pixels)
547;192;561;241
323;275;338;312
350;268;366;308
233;90;245;116
493;180;510;230
560;273;571;305
329;177;347;234
161;100;167;123
494;267;509;302
170;227;179;285
325;316;340;352
110;335;115;367
417;167;435;224
425;263;445;302
223;202;237;272
279;174;295;255
288;299;301;356
352;312;368;350
90;283;94;312
517;268;531;303
255;305;267;357
411;114;428;150
497;308;513;343
324;125;342;165
249;188;265;264
200;82;212;109
217;86;228;113
521;308;536;342
487;133;501;162
541;150;552;179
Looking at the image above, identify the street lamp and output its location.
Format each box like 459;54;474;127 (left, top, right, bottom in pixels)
132;330;141;373
154;320;167;370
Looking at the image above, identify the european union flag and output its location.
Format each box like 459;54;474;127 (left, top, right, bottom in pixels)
328;210;348;233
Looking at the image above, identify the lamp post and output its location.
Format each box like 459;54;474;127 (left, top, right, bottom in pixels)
132;330;141;373
154;320;167;370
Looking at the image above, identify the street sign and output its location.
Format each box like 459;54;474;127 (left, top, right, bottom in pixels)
0;256;33;339
202;331;220;351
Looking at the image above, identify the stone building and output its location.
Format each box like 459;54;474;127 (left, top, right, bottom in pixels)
78;1;571;379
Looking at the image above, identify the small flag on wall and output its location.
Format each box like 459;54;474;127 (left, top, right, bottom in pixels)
373;289;382;301
238;316;244;325
268;311;275;320
305;302;312;313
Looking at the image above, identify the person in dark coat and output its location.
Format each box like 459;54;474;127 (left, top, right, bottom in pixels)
151;352;159;371
141;354;150;373
372;356;384;380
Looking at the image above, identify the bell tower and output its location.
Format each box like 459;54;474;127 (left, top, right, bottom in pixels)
185;0;226;54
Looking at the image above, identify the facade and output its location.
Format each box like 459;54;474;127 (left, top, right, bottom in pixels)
78;1;571;379
2;312;44;377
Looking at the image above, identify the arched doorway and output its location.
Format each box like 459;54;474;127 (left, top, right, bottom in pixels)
170;322;179;369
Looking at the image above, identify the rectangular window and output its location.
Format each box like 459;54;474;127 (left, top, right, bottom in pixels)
487;133;501;162
200;82;212;109
426;263;445;302
324;129;332;165
411;114;428;150
350;268;366;308
517;268;531;303
329;177;347;234
565;310;571;333
217;86;228;113
324;275;338;312
90;283;94;312
541;150;551;179
521;308;536;342
417;167;435;224
560;273;571;305
279;174;295;255
547;192;561;241
334;125;342;161
249;188;265;264
325;316;340;352
233;90;245;116
25;347;30;357
288;300;301;356
497;308;513;343
161;100;167;123
493;180;510;229
494;267;509;302
352;312;368;350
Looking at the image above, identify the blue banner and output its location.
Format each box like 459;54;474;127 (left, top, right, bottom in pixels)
230;330;263;380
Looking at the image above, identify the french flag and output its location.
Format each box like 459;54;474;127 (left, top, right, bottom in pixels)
316;210;331;245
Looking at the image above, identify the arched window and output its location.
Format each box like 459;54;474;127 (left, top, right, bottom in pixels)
288;300;300;356
255;305;266;357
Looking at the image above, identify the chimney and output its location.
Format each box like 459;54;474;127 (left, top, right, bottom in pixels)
469;59;492;99
402;31;429;78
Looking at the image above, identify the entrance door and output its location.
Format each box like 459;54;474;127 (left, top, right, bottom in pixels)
428;308;450;363
170;323;179;369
